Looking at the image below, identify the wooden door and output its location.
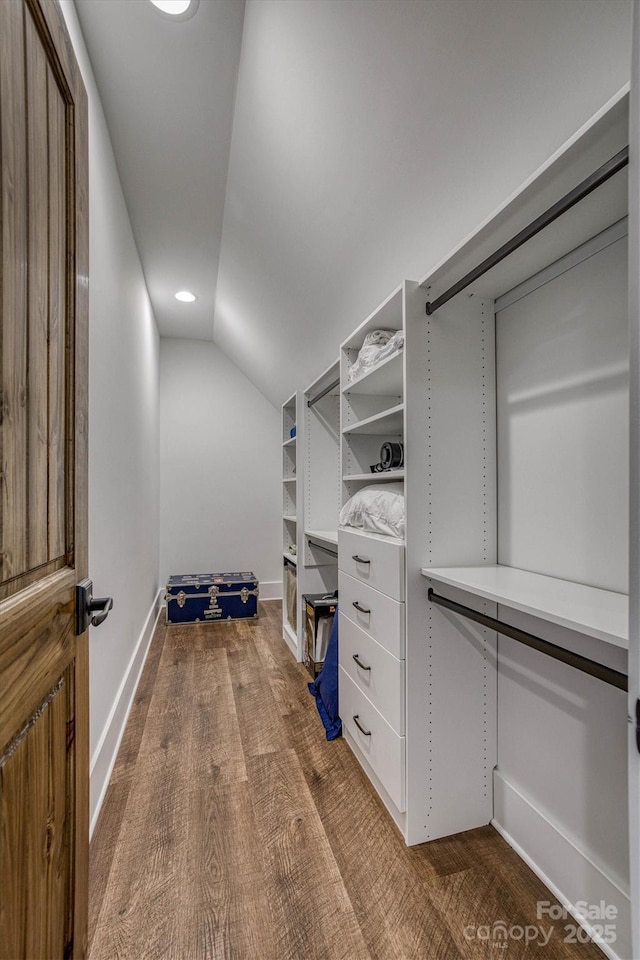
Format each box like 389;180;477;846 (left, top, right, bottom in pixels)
0;0;89;957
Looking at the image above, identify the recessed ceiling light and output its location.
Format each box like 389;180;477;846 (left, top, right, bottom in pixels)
175;290;197;302
149;0;199;21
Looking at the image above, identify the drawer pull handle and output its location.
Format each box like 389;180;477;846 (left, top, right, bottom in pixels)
352;601;371;614
352;654;371;671
353;715;372;736
352;555;371;564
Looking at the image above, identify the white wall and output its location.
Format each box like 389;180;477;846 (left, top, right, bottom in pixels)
214;0;633;408
497;235;629;594
493;233;631;956
61;2;161;831
159;339;281;597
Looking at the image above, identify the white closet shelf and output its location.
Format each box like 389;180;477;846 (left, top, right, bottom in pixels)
343;469;405;482
283;515;297;523
282;436;297;447
305;529;338;549
420;564;628;649
343;349;404;397
282;477;296;484
342;403;404;436
283;552;297;566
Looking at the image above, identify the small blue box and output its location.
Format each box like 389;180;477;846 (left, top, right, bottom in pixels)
166;571;259;624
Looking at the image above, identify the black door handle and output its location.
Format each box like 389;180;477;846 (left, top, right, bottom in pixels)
352;601;371;614
89;595;113;627
352;555;371;564
76;579;114;634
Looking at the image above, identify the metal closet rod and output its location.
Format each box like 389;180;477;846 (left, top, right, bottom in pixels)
427;588;628;692
307;378;340;408
425;146;629;317
308;539;338;558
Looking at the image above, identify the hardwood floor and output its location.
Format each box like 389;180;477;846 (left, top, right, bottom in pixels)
89;601;603;960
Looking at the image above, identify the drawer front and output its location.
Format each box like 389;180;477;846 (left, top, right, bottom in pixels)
338;572;405;659
339;614;405;734
338;528;405;600
339;667;405;811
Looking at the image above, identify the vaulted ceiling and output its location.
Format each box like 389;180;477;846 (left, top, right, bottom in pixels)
75;0;632;408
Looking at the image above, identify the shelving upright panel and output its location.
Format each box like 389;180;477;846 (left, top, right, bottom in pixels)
281;392;302;658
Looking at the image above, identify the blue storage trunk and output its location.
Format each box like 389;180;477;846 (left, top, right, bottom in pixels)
166;572;259;624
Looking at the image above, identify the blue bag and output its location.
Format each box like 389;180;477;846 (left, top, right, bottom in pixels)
307;607;341;740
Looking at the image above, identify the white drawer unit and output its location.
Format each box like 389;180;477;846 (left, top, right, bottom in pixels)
339;667;406;811
339;613;405;734
338;572;405;659
338;528;405;600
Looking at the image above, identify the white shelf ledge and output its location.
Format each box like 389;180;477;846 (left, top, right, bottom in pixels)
342;403;404;436
282;436;297;447
283;552;297;566
420;564;628;649
283;515;297;523
305;529;338;549
343;470;405;482
343;349;404;397
282;477;296;484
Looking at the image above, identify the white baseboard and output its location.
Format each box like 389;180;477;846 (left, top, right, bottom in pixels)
89;589;163;838
260;580;282;601
492;770;632;960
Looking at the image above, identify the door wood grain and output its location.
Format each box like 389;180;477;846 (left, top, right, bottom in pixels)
0;1;89;957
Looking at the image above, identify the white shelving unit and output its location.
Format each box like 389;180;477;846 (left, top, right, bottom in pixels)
338;283;415;828
281;392;301;658
333;91;639;957
341;285;406;502
338;279;496;845
408;89;634;957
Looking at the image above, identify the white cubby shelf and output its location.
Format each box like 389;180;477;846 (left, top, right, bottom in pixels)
342;403;404;436
342;348;404;397
343;469;404;482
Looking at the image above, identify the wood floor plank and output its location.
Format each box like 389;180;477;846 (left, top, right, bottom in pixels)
190;779;277;960
227;635;289;757
192;648;247;786
247;748;371;960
